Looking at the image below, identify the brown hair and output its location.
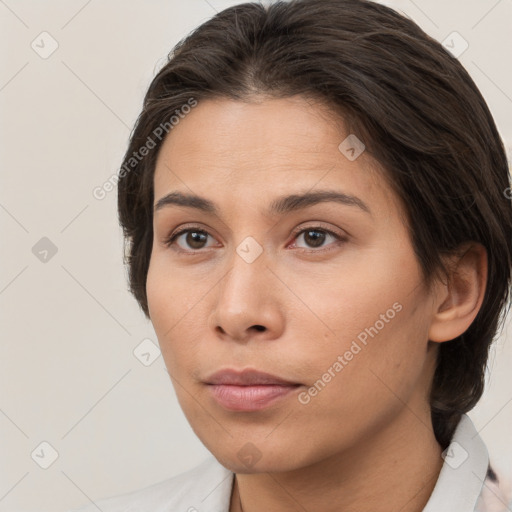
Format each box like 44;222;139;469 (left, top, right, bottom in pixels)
117;0;512;448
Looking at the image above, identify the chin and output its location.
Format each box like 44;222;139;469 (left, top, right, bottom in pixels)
214;453;289;474
208;441;310;475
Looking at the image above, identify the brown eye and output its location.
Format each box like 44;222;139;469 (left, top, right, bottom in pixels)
164;228;214;250
302;229;327;248
184;231;209;249
293;227;345;250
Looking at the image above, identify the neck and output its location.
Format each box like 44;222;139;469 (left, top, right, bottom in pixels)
230;407;443;512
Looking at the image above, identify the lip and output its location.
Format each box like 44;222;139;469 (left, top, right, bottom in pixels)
204;368;301;411
204;368;300;386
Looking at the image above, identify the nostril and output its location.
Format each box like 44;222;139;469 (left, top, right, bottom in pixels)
253;325;266;332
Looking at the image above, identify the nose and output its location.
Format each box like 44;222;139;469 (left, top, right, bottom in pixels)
208;246;285;343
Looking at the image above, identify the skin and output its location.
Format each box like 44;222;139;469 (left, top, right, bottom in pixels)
146;95;488;512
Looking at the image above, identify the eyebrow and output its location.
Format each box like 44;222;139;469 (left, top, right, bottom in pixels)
153;190;371;217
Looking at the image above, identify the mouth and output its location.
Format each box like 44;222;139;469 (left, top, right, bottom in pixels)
204;368;302;412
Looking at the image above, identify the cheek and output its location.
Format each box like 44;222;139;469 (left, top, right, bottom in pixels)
146;255;196;370
303;240;429;389
294;298;430;444
146;251;223;379
146;254;169;322
146;252;199;330
309;242;419;341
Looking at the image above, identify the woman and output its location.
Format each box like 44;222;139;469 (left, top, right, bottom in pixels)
70;0;512;510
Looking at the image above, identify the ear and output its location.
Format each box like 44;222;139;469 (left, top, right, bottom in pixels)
428;242;488;343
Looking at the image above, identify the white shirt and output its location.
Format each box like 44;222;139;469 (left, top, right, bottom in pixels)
68;414;511;512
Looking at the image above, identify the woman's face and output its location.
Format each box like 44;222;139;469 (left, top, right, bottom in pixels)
147;95;439;473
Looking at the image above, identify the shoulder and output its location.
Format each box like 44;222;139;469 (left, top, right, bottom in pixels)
66;455;234;512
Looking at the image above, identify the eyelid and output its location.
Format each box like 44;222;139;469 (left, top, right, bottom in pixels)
289;222;347;240
163;222;348;252
288;224;348;253
163;224;218;251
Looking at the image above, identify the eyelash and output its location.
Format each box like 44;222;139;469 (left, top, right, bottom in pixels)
162;224;347;254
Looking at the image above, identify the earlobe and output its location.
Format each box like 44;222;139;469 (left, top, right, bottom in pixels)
428;242;488;343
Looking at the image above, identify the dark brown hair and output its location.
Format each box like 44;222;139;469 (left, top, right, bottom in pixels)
117;0;512;448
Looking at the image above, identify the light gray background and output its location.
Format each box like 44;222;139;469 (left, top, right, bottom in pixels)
1;1;511;511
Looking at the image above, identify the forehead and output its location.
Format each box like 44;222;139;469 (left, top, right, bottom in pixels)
153;95;400;221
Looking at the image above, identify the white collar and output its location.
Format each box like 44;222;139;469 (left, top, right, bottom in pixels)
423;413;489;512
